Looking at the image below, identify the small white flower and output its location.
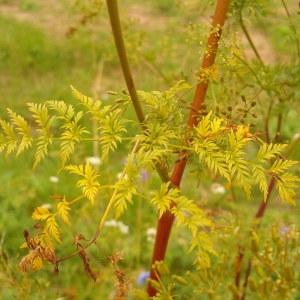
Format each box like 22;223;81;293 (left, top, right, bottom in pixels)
104;219;129;234
86;156;101;166
146;227;157;236
50;176;59;183
210;183;225;194
41;203;52;210
117;222;129;234
104;219;118;227
146;228;157;242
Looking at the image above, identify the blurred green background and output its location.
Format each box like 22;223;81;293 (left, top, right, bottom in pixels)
0;0;299;299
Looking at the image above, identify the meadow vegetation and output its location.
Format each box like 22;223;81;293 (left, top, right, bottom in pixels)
0;0;299;299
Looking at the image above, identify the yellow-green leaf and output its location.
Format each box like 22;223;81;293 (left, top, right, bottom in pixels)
32;207;52;221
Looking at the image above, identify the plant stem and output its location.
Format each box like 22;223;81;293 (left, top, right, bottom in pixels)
55;140;141;264
281;0;300;58
106;0;144;124
239;13;263;65
92;58;104;173
106;0;171;185
147;0;231;296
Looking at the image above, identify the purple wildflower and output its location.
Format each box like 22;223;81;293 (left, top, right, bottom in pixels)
137;271;150;285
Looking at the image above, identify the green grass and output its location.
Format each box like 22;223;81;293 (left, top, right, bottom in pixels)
0;0;299;299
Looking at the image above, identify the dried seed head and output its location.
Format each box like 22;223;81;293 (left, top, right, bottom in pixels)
53;263;59;276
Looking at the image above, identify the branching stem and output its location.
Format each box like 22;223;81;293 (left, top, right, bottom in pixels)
147;0;231;295
55;140;141;263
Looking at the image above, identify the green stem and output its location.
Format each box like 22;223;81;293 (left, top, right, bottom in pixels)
106;0;144;124
281;0;300;58
233;54;264;88
239;13;263;65
55;140;140;264
106;0;171;186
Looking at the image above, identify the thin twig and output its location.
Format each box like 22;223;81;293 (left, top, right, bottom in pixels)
239;13;263;65
55;140;141;263
281;0;300;58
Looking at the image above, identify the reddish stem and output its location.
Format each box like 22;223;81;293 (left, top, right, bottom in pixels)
147;0;231;296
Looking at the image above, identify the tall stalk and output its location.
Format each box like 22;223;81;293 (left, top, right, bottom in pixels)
147;0;231;296
106;0;231;296
106;0;171;186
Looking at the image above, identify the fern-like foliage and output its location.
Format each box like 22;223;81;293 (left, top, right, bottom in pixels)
27;103;55;168
66;163;100;205
99;110;128;159
171;188;216;267
7;109;32;156
31;207;61;244
150;182;176;218
112;154;140;219
46;101;89;166
150;182;216;267
0;119;18;157
29;196;72;248
57;198;71;225
71;85;130;159
138;80;189;126
0;84;298;281
70;85;105;118
190;113;300;204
